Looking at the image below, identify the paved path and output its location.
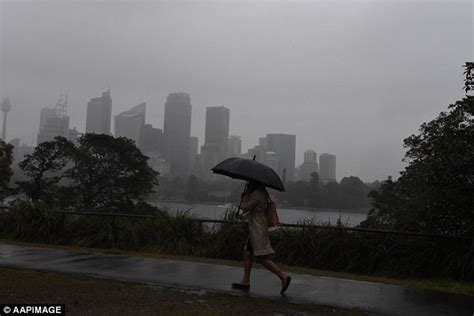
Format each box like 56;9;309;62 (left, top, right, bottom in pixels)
0;243;472;316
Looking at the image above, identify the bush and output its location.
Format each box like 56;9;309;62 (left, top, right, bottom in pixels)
205;210;247;260
0;201;67;244
0;202;471;281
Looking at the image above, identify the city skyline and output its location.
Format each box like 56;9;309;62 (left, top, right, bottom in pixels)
2;88;340;183
1;1;471;182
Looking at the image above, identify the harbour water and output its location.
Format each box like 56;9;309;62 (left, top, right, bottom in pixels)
150;201;368;227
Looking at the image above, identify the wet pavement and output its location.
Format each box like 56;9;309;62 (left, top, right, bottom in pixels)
0;243;472;316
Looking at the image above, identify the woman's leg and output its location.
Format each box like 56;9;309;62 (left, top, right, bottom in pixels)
240;250;253;284
257;256;288;285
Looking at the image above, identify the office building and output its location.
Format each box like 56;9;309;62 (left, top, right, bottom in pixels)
68;127;81;145
37;114;70;145
319;153;336;182
37;93;70;145
247;146;265;162
228;135;242;157
163;93;192;176
146;152;170;176
298;149;319;181
139;124;163;155
204;106;229;159
86;89;112;134
189;136;199;174
266;133;296;182
200;143;221;180
114;102;146;144
264;151;280;172
201;106;229;180
259;137;268;152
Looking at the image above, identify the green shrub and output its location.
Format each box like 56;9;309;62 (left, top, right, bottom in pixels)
0;201;66;244
205;209;247;260
0;202;471;281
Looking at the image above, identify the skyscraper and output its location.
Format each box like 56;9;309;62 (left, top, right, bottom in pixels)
204;106;229;159
114;102;146;144
37;93;70;145
163;93;192;176
264;151;280;172
259;137;268;152
266;134;296;182
68;127;81;145
189;136;199;174
201;106;230;180
228;135;242;157
139;124;163;155
247;146;265;162
86;89;112;135
319;153;336;182
298;149;319;181
200;143;221;180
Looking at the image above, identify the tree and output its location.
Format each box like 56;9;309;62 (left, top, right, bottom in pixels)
17;137;74;204
308;172;321;207
17;134;159;211
339;176;369;209
363;63;474;236
463;61;473;93
67;134;159;211
0;140;14;201
185;175;198;202
285;181;309;207
324;181;340;208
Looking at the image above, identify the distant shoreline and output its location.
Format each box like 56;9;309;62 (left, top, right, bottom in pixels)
147;199;370;214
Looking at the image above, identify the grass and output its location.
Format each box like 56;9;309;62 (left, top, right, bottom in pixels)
0;200;472;288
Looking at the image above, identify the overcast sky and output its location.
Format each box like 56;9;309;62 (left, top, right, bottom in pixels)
1;0;472;182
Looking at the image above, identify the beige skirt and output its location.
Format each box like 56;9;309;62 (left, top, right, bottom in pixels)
245;212;274;256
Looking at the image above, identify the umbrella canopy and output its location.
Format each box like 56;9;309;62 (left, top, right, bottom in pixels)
211;157;285;192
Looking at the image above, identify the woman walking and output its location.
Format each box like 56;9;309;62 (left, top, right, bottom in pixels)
232;181;291;294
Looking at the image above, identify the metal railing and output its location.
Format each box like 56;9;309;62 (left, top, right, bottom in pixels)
48;209;474;241
1;206;472;241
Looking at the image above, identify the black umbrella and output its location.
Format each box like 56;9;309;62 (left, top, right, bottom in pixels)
211;156;285;192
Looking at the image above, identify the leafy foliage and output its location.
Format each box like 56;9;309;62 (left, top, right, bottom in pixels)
67;134;159;211
0;203;471;280
0;140;14;201
273;172;371;209
16;134;159;211
363;63;474;236
463;62;473;93
16;137;74;205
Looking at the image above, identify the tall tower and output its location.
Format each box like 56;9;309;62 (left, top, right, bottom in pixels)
114;102;146;143
298;149;318;181
1;98;12;141
228;135;242;156
37;92;70;145
201;106;229;180
55;90;68;118
319;153;336;182
86;89;112;135
163;93;192;176
266;133;296;182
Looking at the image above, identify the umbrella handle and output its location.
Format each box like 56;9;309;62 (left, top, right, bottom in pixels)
236;181;249;219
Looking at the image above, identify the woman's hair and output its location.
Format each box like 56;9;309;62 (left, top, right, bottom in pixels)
247;181;264;194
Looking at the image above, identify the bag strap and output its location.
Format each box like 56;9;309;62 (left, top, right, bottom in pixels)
264;189;272;203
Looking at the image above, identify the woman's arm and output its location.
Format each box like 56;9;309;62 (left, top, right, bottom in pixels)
241;192;261;213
